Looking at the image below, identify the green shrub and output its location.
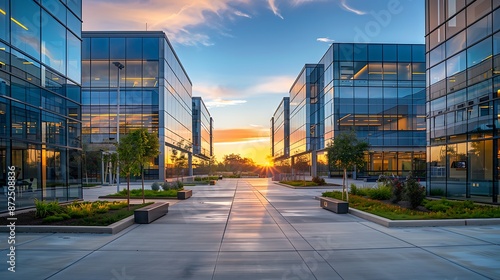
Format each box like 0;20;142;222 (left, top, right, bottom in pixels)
424;199;451;212
43;215;64;223
404;173;426;209
377;175;403;203
34;199;63;218
162;182;172;191
151;182;161;191
350;184;359;195
367;185;392;200
173;180;184;189
57;213;71;220
312;176;326;186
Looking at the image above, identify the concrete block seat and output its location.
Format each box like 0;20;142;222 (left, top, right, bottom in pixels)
320;197;349;214
134;202;169;224
177;189;192;200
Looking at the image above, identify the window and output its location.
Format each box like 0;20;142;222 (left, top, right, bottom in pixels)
467;37;492;68
0;0;9;42
466;0;491;26
446;30;466;58
467;14;492;47
11;0;41;60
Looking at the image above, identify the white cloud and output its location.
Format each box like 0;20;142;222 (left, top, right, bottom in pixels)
267;0;284;19
317;37;335;43
234;10;251;18
193;75;295;108
205;98;247;108
339;0;366;15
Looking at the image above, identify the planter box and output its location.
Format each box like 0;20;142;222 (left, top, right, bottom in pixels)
209;180;216;185
320;197;349;214
177;189;192;200
134;202;169;224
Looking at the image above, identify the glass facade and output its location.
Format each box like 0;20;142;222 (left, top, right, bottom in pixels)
192;97;213;174
82;31;193;181
271;97;290;161
0;0;83;212
319;43;427;177
425;0;499;203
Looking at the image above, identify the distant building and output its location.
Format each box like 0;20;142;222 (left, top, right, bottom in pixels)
192;96;214;174
425;0;499;203
82;31;193;182
271;43;427;178
0;0;83;212
271;97;290;172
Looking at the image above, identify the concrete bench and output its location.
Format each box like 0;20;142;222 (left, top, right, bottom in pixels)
320;197;349;214
177;189;192;200
134;202;169;224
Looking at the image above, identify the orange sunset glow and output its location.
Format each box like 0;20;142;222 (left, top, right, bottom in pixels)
214;128;270;166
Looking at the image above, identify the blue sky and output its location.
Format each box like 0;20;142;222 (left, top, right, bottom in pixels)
83;0;425;164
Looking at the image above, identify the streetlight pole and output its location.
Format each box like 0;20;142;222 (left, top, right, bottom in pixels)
113;62;124;193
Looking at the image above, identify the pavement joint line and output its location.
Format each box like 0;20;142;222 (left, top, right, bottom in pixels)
249;181;341;280
440;227;500;246
359;220;495;280
210;180;238;280
42;222;142;279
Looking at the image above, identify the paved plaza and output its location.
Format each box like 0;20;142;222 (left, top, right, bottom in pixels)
1;178;499;279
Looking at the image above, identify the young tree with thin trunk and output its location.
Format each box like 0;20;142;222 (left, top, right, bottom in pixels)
116;131;143;209
136;129;160;204
327;130;369;202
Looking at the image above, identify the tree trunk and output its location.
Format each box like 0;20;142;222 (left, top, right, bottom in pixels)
342;169;346;200
141;166;145;204
345;168;349;202
127;175;130;210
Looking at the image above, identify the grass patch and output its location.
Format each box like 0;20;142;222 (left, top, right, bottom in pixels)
280;180;319;187
1;200;153;226
322;191;500;220
104;189;178;198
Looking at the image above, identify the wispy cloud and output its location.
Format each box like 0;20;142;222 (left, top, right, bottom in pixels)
83;0;251;46
193;75;295;108
204;98;247;108
339;0;366;15
317;37;335;43
267;0;284;19
234;10;251;18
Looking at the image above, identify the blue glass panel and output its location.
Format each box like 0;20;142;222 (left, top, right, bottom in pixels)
411;45;425;62
126;38;142;59
110;38;125;59
494;8;500;33
82;37;90;59
368;45;382;61
11;0;41;60
397;45;411;61
67;10;81;38
353;44;367;61
446;30;466;58
42;11;66;75
446;50;466;76
467;37;492;67
67;0;82;19
67;30;81;84
42;0;66;24
0;1;9;42
91;38;109;59
383;45;397;61
338;44;353;61
143;37;159;60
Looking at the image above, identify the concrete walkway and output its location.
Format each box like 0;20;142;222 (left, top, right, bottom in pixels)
1;178;499;279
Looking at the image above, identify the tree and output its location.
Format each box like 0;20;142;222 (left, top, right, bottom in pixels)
117;130;146;209
327;130;369;201
135;129;160;204
170;140;190;180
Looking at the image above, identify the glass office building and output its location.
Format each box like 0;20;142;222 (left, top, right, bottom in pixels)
318;43;427;177
82;31;193;182
0;0;83;212
192;96;213;174
271;97;290;172
425;0;499;203
272;43;427;177
288;65;324;175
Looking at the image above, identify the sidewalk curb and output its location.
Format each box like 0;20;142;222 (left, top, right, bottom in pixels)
0;216;136;234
